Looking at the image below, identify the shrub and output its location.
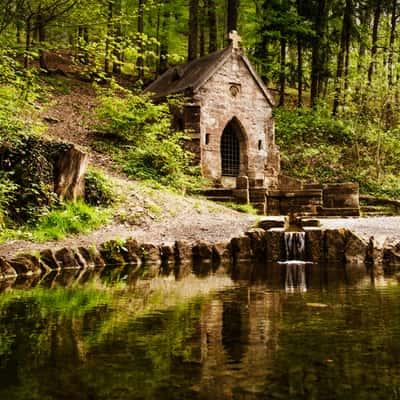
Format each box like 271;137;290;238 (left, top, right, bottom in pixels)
85;168;115;206
96;90;202;191
0;172;18;228
274;106;400;197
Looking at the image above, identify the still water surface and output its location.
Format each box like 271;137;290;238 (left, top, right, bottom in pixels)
1;263;400;400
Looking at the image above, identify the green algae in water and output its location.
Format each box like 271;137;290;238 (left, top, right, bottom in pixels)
1;264;400;399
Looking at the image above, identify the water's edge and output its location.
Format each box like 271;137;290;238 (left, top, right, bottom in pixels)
1;226;400;285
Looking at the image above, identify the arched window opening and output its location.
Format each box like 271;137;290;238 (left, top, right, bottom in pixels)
221;122;240;176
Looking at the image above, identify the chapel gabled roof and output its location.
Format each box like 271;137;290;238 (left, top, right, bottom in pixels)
143;45;275;106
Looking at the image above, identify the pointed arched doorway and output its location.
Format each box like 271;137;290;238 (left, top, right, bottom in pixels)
220;118;247;177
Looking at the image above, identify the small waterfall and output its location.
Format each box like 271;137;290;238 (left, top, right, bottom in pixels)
283;231;306;261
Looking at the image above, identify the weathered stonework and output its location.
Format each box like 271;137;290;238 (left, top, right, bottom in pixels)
2;228;400;287
144;44;280;193
196;50;279;186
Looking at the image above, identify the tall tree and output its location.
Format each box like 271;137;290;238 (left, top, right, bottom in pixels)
310;0;328;107
387;0;398;87
207;0;218;52
227;0;238;33
333;0;353;115
104;0;113;75
136;0;145;80
188;0;199;61
368;1;381;83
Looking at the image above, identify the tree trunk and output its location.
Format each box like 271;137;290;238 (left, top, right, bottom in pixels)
158;0;170;74
332;0;352;116
199;0;206;57
310;0;327;107
368;3;381;84
208;0;217;52
388;0;397;87
136;0;145;80
37;14;48;71
113;0;122;75
296;0;303;107
24;17;32;69
188;0;199;61
104;0;113;76
279;38;286;107
227;0;238;33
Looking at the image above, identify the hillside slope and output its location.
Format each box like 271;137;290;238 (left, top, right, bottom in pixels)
0;74;257;256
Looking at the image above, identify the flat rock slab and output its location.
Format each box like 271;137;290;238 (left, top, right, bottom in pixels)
320;217;400;242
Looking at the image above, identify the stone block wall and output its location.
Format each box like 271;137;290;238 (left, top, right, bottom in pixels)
265;181;360;217
194;49;280;187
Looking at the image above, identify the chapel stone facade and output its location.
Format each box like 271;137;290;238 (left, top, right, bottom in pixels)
143;33;280;196
144;33;359;216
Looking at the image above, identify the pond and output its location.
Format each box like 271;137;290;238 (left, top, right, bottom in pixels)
0;262;400;400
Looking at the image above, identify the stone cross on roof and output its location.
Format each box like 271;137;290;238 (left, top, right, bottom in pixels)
229;30;241;50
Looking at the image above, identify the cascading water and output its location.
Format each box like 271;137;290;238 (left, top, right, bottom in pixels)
280;231;309;292
283;231;306;261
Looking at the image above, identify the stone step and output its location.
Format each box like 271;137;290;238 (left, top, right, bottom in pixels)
361;210;395;217
202;188;233;197
361;205;391;212
249;192;266;202
319;207;360;217
250;202;266;214
206;196;234;203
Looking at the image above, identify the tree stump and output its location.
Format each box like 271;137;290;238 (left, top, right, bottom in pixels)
54;145;88;201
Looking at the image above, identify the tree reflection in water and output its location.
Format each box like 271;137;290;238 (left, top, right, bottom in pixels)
0;264;400;399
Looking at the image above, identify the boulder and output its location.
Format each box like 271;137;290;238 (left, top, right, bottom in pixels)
383;240;400;267
160;244;175;275
0;257;17;279
140;244;162;266
266;230;283;262
9;254;42;276
324;229;347;263
40;249;60;270
306;229;324;262
99;240;126;266
55;247;82;269
367;236;384;266
344;231;368;265
77;247;96;268
193;241;214;263
231;236;252;262
174;240;193;279
257;218;284;231
174;240;193;264
212;242;231;265
122;238;142;266
245;228;267;260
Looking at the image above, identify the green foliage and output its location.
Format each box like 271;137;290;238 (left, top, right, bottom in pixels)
275;106;400;198
0;135;68;223
28;201;110;241
223;202;258;215
96;90;202;190
85;168;115;206
0;172;18;228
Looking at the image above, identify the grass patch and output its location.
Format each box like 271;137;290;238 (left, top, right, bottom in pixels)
222;202;258;215
0;201;112;243
31;201;111;241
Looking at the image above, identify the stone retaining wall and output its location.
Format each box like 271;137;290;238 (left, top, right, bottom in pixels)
2;226;400;283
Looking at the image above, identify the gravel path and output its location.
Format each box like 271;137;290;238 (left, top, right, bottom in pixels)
319;217;400;244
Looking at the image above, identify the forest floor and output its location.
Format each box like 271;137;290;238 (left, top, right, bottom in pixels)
1;67;400;257
0;71;258;257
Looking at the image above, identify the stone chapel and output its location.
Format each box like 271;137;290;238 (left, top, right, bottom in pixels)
144;32;360;216
144;32;280;210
